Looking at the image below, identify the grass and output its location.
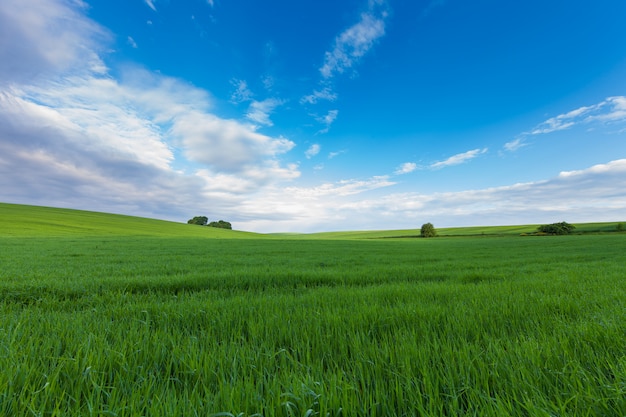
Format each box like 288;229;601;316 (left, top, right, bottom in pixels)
1;202;625;416
0;202;260;238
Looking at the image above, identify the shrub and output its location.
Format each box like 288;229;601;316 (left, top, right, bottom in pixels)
537;221;575;235
208;220;232;230
187;216;208;226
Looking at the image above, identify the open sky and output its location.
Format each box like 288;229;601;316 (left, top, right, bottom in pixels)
1;0;626;232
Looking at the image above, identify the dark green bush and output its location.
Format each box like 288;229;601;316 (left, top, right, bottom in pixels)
537;221;575;235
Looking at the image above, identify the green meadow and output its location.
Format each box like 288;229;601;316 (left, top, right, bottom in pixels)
0;202;625;416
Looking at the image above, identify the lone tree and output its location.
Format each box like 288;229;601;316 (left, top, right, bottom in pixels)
208;220;232;230
187;216;208;226
537;221;575;235
420;222;437;238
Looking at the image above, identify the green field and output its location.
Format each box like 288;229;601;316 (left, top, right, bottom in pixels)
1;202;625;416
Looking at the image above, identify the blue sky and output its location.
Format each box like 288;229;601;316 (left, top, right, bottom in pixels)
1;0;626;232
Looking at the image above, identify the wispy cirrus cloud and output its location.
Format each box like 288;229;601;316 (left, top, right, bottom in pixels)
144;0;157;11
316;109;339;134
300;87;338;105
298;1;388;135
230;79;253;104
320;2;388;79
305;144;321;159
430;148;488;169
127;36;138;48
229;79;285;127
245;98;285;127
329;150;347;159
395;162;418;175
505;96;626;151
286;176;395;199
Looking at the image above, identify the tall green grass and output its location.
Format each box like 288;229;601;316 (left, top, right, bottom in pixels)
0;203;625;416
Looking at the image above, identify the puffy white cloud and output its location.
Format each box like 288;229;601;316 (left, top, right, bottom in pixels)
0;0;108;84
430;148;488;169
0;0;301;226
173;110;294;171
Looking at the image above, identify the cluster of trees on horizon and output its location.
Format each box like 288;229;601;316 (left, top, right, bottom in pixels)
187;216;232;230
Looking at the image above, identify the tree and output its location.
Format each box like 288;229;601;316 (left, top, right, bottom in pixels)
537;221;575;235
187;216;208;226
420;222;437;238
208;220;232;230
617;223;624;232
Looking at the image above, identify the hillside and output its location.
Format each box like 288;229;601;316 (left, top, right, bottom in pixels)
1;202;623;238
0;202;260;238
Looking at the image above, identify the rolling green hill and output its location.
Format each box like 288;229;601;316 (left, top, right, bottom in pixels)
0;202;260;238
1;201;623;238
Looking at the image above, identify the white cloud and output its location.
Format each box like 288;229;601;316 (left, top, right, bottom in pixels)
127;36;138;48
174;110;294;171
230;80;285;127
325;159;626;231
319;3;388;79
0;0;302;226
145;0;157;11
0;0;109;84
262;75;274;91
395;162;418;175
316;109;339;134
286;176;395;199
557;159;626;179
506;96;626;152
245;98;284;127
430;148;488;169
305;144;321;159
503;137;527;152
300;87;338;105
328;150;347;159
230;79;253;104
235;158;626;232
